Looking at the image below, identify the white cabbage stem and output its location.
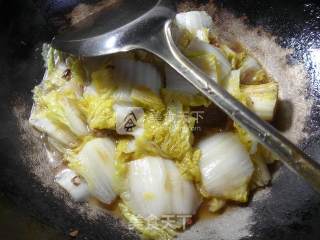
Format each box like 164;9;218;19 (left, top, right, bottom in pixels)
198;132;254;201
222;69;241;97
251;150;271;188
29;112;78;148
55;168;90;202
175;11;214;39
239;56;261;83
72;138;118;204
122;156;201;218
61;97;89;137
241;82;278;121
187;39;232;81
112;57;162;102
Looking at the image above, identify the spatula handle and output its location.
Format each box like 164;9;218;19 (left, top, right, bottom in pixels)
142;20;320;193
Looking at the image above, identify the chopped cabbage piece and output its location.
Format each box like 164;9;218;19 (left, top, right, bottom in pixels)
234;123;258;154
126;101;201;181
241;82;278;121
85;58;163;111
134;101;194;160
222;69;241;97
250;148;271;189
173;27;194;49
239;56;268;84
220;44;246;69
176;149;202;182
40;47;86;97
55;168;89;202
37;90;89;137
122;156;201;217
89;68;116;95
80;94;116;130
175;11;214;42
175;11;213;33
113;84;133;103
42;47;67;91
113;57;162;95
131;87;165;112
67;57;86;87
186;39;232;82
68;138;118;204
29;111;78;148
188;53;220;83
195;28;210;43
198;132;254;202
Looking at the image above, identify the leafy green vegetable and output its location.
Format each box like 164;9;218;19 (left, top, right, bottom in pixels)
239;56;268;84
123;157;201;217
114;138;133;193
222;69;241;97
55;168;89;202
38;90;89;137
68;137;118;204
175;28;194;49
131;86;165;112
90;68;116;95
31;16;282;238
198;132;254;202
186;39;231;82
46;46;55;76
174;11;214;43
176;149;202;182
241;82;278;121
234;123;258;155
135;101;194;160
80;94;116;130
67;57;86;86
250;148;271;189
220;44;246;69
29;112;79;148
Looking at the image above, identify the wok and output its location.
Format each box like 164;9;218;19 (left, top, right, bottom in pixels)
1;0;320;239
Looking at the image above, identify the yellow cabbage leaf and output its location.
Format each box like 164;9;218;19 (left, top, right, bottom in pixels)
91;68;117;95
37;90;88;137
134;101;194;161
131;86;165;112
176;148;202;181
80;94;116;130
240;82;278;121
220;44;246;69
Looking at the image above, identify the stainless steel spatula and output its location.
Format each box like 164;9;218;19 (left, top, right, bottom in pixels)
52;0;320;192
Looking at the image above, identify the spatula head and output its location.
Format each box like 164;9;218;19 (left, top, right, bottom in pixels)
52;0;176;56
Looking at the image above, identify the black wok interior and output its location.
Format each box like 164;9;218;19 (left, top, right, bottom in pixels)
1;0;320;239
